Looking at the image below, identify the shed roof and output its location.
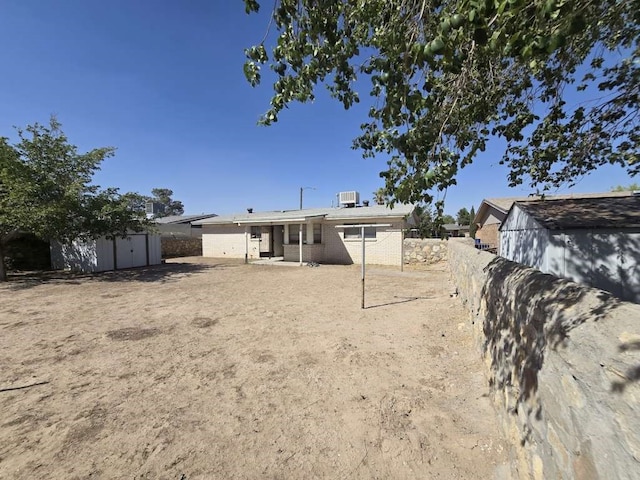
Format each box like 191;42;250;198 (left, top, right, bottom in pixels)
514;195;640;230
474;191;636;225
193;204;415;226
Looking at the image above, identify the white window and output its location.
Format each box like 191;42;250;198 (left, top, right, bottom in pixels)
313;223;322;243
288;224;307;243
344;225;376;239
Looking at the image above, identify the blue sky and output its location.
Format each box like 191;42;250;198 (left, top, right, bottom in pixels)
0;1;634;216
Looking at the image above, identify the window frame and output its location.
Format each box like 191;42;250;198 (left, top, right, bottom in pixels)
288;224;307;244
313;223;322;244
343;225;377;240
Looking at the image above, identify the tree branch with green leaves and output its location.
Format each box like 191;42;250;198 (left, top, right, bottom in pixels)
0;118;149;281
243;0;639;210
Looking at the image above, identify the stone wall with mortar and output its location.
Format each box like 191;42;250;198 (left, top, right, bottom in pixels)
447;238;640;480
161;237;202;258
403;238;449;264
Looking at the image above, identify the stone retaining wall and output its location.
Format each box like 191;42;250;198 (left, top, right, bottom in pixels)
161;237;202;258
403;238;448;264
447;238;640;479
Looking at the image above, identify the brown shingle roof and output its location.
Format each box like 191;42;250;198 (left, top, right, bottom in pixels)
515;195;640;229
484;191;635;214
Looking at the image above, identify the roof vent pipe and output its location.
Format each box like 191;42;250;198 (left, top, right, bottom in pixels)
247;208;253;213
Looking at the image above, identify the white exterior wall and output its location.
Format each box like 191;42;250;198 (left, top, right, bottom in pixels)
51;239;99;272
51;233;161;273
283;243;324;262
148;234;162;265
501;206;640;303
95;237;115;271
202;220;406;266
562;229;640;303
323;220;404;266
500;204;550;271
202;224;258;259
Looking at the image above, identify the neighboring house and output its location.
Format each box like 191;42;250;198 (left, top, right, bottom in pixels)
154;214;218;238
193;203;417;267
474;191;636;253
442;223;470;238
500;195;640;303
51;232;162;273
474;197;532;251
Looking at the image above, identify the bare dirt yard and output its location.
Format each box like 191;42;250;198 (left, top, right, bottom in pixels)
1;258;510;479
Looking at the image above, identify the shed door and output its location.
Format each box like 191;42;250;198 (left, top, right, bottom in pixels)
115;235;147;269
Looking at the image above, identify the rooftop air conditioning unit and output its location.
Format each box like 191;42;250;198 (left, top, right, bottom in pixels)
339;191;360;207
145;201;165;215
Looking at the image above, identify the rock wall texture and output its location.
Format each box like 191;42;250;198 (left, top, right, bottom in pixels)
403;238;448;264
161;238;202;258
447;238;640;480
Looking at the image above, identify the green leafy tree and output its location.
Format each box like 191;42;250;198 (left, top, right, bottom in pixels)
121;191;151;213
469;206;477;238
150;188;184;217
0;118;147;281
243;0;639;213
120;189;185;218
373;187;389;205
442;214;456;224
611;183;640;192
412;203;436;238
456;207;471;225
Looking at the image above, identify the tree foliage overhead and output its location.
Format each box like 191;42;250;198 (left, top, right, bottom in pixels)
0;118;147;281
243;0;639;210
122;188;185;218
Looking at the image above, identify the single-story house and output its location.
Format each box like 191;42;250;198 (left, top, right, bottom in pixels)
474;191;635;253
51;232;162;273
193;203;417;266
155;214;218;238
473;197;525;251
499;194;640;303
442;223;470;238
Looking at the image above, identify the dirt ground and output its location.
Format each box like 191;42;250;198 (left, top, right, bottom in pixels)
0;258;511;479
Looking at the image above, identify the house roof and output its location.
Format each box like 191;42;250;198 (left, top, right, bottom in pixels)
155;214;218;224
512;195;640;230
192;204;416;226
474;191;637;225
442;223;470;231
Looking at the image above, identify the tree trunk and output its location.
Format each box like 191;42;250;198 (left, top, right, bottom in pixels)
0;241;7;282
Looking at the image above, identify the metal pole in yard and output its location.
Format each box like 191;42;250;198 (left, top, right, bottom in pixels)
401;227;404;272
333;223;390;310
361;225;365;309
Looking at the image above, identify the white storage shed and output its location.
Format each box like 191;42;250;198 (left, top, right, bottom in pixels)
51;233;162;273
499;195;640;303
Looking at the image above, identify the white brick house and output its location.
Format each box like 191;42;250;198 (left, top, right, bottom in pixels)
193;204;417;267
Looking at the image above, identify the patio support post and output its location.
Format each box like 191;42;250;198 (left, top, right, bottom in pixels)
244;226;249;264
299;223;303;266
